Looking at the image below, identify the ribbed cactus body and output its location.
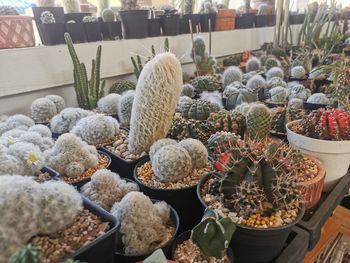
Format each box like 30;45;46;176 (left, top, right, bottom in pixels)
31;98;57;123
306;93;330;105
222;66;243;88
271;107;304;134
181;83;196;98
179;99;219;120
97;93;121;115
118;91;135;126
191;36;216;75
207;131;240;156
269;86;288;103
179;138;208;169
109;79;136;94
245;57;261;73
223;85;256;110
208;110;246;138
191;75;220;92
288;84;311;101
266;67;284;81
246;104;272;139
128;53;182;154
264;57;280;72
291;66;306;79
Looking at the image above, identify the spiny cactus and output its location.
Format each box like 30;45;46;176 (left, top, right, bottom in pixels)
179;138;208;169
71;114;119;145
235;102;252;116
181;83;196;98
0;154;25;176
128;53;182;155
223;84;256;110
62;0;80;13
82;15;97;22
208;110;246;137
45;95;65;113
207;131;240;157
9;244;41;263
266;76;287;90
191;75;220;92
245;57;261;73
149;138;177;162
65;33;105;109
121;0;138;10
31;98;57;123
306;93;330;105
297;109;350;140
271;107;304;134
18;131;54;151
102;8;115;22
266;67;284;81
191;208;236;259
246;103;271;139
264;57;280;72
0;6;19;15
269;86;288;103
287;84;311;101
97;93;121;115
109;79;136;94
1;115;35;135
199;0;217;13
288;98;303;109
191;36;216;75
178;99;219;120
291;66;306;79
40;11;56;24
118;91;135;126
200;91;223;109
222;66;243;88
246;75;266;95
1;227;23;262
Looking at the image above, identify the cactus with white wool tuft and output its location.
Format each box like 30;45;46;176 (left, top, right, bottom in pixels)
246;57;261;72
118;91;135;126
30;98;57;123
97;93;121;115
128;53;182;154
179;138;208;169
222;66;243;88
246;75;266;96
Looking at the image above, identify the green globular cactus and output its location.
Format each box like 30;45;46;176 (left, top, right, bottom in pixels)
179;138;208;169
223;85;257;110
62;0;80;13
269;86;288;103
288;98;303;109
65;33;105;110
0;6;19;15
191;208;236;259
191;75;220;92
152;144;192;182
97;93;121;115
271;47;287;58
246;75;266;96
207;131;240;157
287;84;311;101
270;107;304;134
245;57;261;73
109;79;136;94
128;53;182;155
291;66;306;79
208;110;246;138
9;244;41;263
71;114;119;145
191;36;216;75
102;8;115;22
246;103;272;139
306;93;330;105
178;99;219;120
40;11;56;24
45;95;65;113
266;67;284;81
222;66;243;88
30;98;57;123
149;138;177;162
266;77;287;90
181;83;196;98
118;91;135;126
264;57;280;72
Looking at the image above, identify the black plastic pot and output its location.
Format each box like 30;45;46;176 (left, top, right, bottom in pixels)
289;14;305;25
100;21;122;40
302;102;328;111
119;9;149;39
114;200;179;263
264;100;287;108
66;197;118;263
255;15;275;27
65;12;91;22
133;158;205;233
196;174;306;263
341;195;350;210
32;6;65;24
160;14;180;36
235;13;255;29
297;170;350;250
170;231;234;262
65;22;87;43
38;23;66;45
84;22;102;42
148;18;161;37
200;13;216;32
181;14;200;34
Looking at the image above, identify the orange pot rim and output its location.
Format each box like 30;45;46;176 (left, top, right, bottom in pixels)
298;154;326;187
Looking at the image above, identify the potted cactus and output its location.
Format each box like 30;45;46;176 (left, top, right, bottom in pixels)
159;5;180;36
119;0;149;39
171;208;236;262
30;95;65;124
148;9;161;37
62;0;80;13
180;0;200;34
286;108;350;192
82;15;102;41
197;137;305;263
235;0;255;29
255;3;275;27
99;8;122;40
191;36;217;76
65;20;87;43
215;4;236;32
199;0;217;32
36;10;66;45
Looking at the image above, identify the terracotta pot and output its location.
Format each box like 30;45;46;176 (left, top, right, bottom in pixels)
215;9;236;31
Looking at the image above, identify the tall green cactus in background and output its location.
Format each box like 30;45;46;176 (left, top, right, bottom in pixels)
64;33;105;109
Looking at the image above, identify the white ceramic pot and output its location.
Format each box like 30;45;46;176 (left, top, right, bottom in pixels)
286;120;350;192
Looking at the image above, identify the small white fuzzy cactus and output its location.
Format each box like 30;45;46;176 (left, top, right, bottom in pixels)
222;66;243;88
269;86;288;103
18;131;54;151
149;138;178;162
28;124;52;138
81;169;139;211
246;75;266;94
110;192;170;256
178;138;208;169
288;98;303;109
71;114;120;145
118;91;135;126
46;94;65;112
291;66;306;79
246;57;261;73
266;67;284;81
98;93;122;115
267;77;287;89
5;114;35;131
200;91;223;109
50;107;93;134
45;133;99;177
128;53;182;155
181;83;196;98
0;155;25;175
288;84;311;101
31;98;58;123
306;93;330;105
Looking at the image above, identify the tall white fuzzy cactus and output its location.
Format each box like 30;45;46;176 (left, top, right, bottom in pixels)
128;53;183;154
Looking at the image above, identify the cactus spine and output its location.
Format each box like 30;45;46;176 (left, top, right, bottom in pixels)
246;104;272;139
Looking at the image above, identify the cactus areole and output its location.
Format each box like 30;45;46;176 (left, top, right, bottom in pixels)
128;53;182;154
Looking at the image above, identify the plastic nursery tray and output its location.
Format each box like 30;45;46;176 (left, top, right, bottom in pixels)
41;166;59;180
67;196;118;263
297;170;350;250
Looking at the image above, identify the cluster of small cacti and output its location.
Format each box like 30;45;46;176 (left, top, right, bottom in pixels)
208;110;246;138
199;0;217;13
191;75;220;92
40;11;56;24
222;66;243;88
223;83;257;110
0;5;19;15
30;95;65;123
191;36;216;75
118;91;135;126
269;86;288;103
71;114;120;145
110;192;170;255
0;176;82;259
0;114;34;136
297;109;350;140
97;93;121;115
246;103;272;139
245;57;261;73
81;169;139;211
82;15;97;22
271;107;304;134
306;93;330;105
45;133;99;177
177;99;219;120
109;79;136;94
181;83;196;98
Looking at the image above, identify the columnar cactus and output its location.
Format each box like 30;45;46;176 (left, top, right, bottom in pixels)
222;66;243;88
31;98;57;123
245;57;261;73
269;86;288;103
246;103;272;139
178;99;219;120
45;133;99;177
266;67;284;81
71;114;120;145
306;93;330;105
109;79;136;94
46;95;65;113
81;169;139;211
62;0;80;13
179;138;208;169
152;145;192;182
97;93;121;115
291;66;306;79
149;138;177;162
223;85;256;110
181;84;196;98
118;91;135;126
40;11;56;24
191;36;216;75
191;75;220;92
128;53;182;154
